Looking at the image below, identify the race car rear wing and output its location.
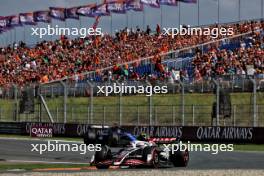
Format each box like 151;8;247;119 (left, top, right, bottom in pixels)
148;137;179;144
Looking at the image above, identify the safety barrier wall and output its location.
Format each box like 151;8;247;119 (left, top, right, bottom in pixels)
0;122;263;143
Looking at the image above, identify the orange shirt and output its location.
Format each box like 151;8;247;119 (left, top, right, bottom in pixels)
15;55;20;62
41;75;49;83
94;55;100;65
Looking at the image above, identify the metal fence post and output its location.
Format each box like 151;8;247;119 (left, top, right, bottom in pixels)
250;78;257;127
43;86;46;98
192;104;195;126
137;105;140;125
154;106;157;125
256;105;258;126
172;105;175;125
87;81;94;124
149;95;152;126
64;84;67;123
146;81;153;126
242;78;245;92
179;81;185;126
56;107;59;122
39;94;54;123
212;79;220;126
14;85;18;122
38;85;42;122
60;81;67;123
216;82;220;126
103;106;106;126
87;107;90;124
51;85;54;98
116;81;122;126
233;105;236;127
201;80;204;93
71;107;73;122
73;86;76;97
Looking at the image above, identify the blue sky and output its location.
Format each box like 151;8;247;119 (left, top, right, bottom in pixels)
0;0;263;46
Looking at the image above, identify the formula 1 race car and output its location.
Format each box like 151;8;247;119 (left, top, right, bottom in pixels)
83;126;189;169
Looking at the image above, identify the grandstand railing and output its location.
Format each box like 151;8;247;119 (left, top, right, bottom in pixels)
35;76;264;97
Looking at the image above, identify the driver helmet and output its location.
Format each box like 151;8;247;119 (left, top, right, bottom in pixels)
138;132;149;141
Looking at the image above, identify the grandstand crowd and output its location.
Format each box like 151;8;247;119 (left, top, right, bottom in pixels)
0;20;263;87
192;30;264;81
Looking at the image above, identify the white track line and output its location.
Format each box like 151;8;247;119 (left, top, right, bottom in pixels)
0;137;83;143
6;160;89;165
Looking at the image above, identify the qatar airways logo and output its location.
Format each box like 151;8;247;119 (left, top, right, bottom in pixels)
30;126;53;138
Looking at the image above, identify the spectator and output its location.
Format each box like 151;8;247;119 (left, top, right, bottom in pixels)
0;20;263;87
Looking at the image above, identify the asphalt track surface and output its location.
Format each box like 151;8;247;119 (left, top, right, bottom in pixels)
0;138;264;170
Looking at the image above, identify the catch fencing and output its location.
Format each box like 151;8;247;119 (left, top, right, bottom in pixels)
0;76;263;127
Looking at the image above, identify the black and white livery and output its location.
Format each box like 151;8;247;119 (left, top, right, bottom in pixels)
84;126;189;169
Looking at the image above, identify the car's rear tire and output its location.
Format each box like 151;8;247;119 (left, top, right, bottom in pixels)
142;147;159;168
94;145;112;169
108;131;119;147
83;128;96;145
95;145;112;161
152;149;159;168
170;149;189;167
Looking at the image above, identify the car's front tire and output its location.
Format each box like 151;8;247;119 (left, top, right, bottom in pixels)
94;145;112;169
